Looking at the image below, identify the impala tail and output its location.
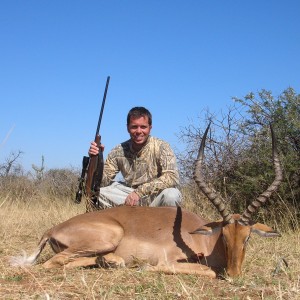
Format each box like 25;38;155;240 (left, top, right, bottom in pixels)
9;235;49;267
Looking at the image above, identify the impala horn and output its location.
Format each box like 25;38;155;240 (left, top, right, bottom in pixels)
193;123;234;225
239;124;283;225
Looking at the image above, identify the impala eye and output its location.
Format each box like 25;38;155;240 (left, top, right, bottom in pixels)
244;236;250;246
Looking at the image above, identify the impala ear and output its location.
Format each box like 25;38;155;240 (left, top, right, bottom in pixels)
251;223;281;237
190;221;222;236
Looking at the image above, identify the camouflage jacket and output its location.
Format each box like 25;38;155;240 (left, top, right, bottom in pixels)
101;136;179;198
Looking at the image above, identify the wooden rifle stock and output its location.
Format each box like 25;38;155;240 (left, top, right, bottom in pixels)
85;134;103;199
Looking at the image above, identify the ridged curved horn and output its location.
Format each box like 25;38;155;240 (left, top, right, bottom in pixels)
193;123;234;224
239;124;283;225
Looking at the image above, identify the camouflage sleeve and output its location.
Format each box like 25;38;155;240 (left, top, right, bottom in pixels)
100;148;120;187
134;142;179;198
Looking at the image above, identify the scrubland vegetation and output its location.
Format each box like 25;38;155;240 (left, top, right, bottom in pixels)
1;88;299;299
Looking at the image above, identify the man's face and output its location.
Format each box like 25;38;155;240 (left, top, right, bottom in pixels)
127;115;152;148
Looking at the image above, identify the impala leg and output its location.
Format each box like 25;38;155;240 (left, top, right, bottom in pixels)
64;256;99;268
96;253;125;268
43;245;118;269
43;251;101;269
145;262;216;278
63;253;126;269
43;250;78;268
43;235;121;269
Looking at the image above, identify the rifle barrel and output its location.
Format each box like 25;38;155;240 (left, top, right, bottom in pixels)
95;76;110;140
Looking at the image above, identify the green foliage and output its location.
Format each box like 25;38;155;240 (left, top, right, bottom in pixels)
234;88;300;218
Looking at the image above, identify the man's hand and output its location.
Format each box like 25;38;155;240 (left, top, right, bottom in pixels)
125;191;140;206
89;141;105;156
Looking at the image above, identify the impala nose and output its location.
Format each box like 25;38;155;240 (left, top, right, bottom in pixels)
226;265;242;277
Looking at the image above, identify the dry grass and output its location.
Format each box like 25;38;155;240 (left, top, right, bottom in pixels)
0;195;299;300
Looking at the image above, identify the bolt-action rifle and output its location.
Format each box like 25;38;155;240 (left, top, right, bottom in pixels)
75;76;110;211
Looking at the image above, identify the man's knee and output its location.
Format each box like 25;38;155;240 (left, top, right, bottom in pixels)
160;188;182;206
